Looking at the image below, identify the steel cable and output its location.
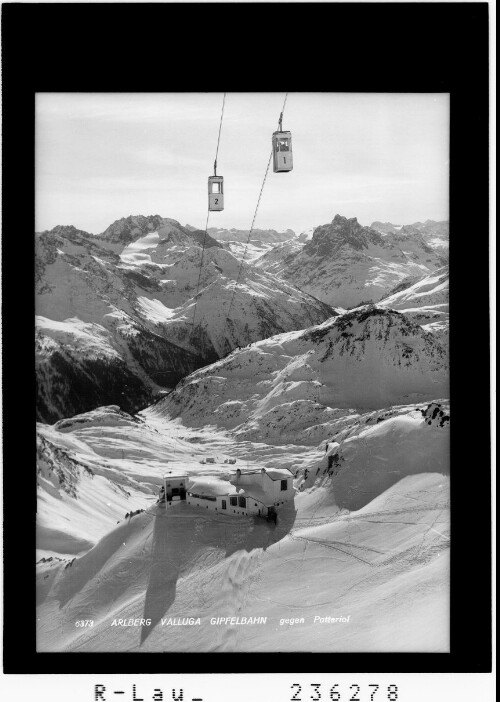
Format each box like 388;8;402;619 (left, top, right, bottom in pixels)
225;93;289;332
190;93;226;336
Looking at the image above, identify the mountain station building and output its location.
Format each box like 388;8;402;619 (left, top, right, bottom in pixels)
186;467;295;519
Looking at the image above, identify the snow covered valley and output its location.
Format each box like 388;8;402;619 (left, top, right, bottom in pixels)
37;400;449;652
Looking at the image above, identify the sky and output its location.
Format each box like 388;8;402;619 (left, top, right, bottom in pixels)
35;92;449;235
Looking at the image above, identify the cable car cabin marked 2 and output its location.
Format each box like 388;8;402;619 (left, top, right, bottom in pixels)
208;175;224;211
272;130;293;173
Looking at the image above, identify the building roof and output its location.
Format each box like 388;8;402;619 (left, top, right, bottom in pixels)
264;468;294;481
188;477;236;497
232;467;293;481
188;478;279;507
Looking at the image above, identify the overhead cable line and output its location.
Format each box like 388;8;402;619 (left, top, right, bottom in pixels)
225;92;289;327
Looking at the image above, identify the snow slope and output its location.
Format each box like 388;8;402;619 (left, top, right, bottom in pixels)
208;226;296;244
377;266;449;340
206;227;299;263
37;413;449;652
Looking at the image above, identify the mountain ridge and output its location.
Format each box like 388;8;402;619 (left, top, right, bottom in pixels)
153;306;448;444
35;217;335;422
255;214;448;307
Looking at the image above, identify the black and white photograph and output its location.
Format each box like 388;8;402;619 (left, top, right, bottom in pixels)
0;3;492;699
34;91;452;653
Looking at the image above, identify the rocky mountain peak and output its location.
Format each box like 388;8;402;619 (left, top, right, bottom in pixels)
304;214;384;257
97;214;222;250
100;214;166;243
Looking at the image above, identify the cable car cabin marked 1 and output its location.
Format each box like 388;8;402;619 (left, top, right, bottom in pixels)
208;175;224;211
272;130;293;173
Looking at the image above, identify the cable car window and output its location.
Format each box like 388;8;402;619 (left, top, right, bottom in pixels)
211;182;221;193
278;139;289;151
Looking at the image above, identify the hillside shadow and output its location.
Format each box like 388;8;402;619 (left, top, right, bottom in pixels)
140;500;297;644
55;518;143;609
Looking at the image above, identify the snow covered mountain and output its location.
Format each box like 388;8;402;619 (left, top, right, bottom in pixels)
208;227;296;244
371;219;449;253
255;215;448;308
251;239;305;276
205;226;297;263
36;217;334;422
152;245;336;359
152;307;448;444
377;266;449;341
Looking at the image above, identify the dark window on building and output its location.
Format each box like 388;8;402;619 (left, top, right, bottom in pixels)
222;500;226;509
281;480;288;491
230;496;238;507
238;496;246;508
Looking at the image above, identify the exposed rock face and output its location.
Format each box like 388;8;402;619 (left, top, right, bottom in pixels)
305;215;384;256
100;215;222;249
